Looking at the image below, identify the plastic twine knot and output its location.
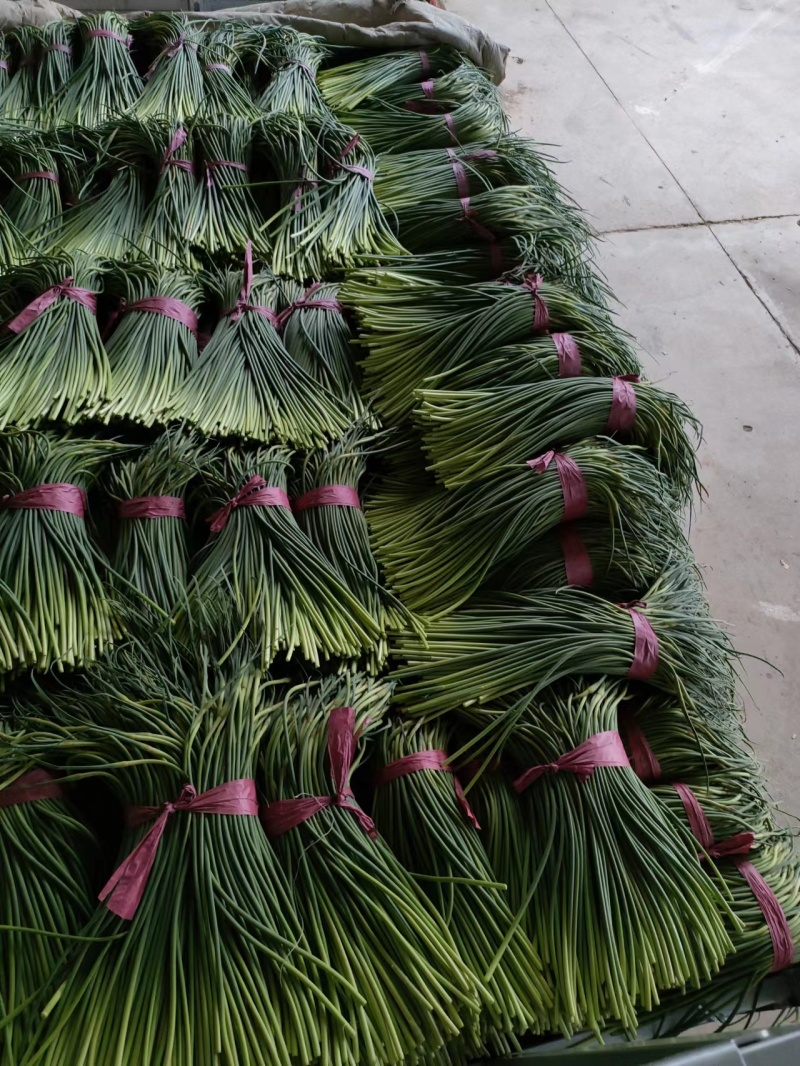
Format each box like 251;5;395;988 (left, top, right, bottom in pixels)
514;732;631;793
207;475;290;534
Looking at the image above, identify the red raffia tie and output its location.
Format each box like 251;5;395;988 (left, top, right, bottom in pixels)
558;523;594;586
552;332;581;377
121;296;199;337
88;28;132;48
528;450;589;523
224;242;279;327
672;782;793;972
621;602;660;681
261;706;377;841
293;485;361;513
207;475;290;535
607;374;640;433
375;750;480;830
0;769;64;809
19;170;59;183
6;277;96;335
514;731;630;793
118;496;185;519
2;483;87;517
161;128;195;175
338;134;374;182
522;274;550;332
99;779;258;921
205;159;247;189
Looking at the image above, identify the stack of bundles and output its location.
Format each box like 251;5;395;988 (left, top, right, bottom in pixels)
0;432;126;672
259;114;405;278
0;130;63;240
0;14;794;1059
374;137;572;215
132;14;205;123
199;27;261;122
184;445;379;667
120;118;198;268
171;249;351;445
0;253;109;428
391;563;738;719
458;680;737;1036
98;260;203;427
51;13;142;128
620;696;800;1030
260;675;482;1064
186;119;269;258
42;129;148;260
293;428;409;669
414;376;700;497
249;26;329;115
345;270;636;422
368;439;683;615
0;726;100;1063
106;429;206;617
277;276;364;418
35;22;75;120
372;717;551;1054
318;47;462;112
337;60;507;154
0;26;39;121
11;634;365;1066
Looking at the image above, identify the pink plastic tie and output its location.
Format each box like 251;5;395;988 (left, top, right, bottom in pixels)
337;135;374;181
261;707;377;841
118;496;186;519
224;242;279;327
88;28;132;48
18;170;59;183
275;282;343;330
205;159;247;189
522;274;550;332
48;43;72;56
6;278;96;335
443;112;457;143
206;62;232;74
161;127;195;175
99;779;258;920
375;750;480;829
0;769;64;809
123;296;199;337
514;731;630;793
607;374;639;433
445;147;470;199
293;485;361;512
623;604;659;681
146;33;196;80
528;450;589;522
419;50;430;77
557;523;594;586
621;714;663;784
2;483;87;517
738;859;795;972
553;333;581;377
671;782;793;972
207;475;290;534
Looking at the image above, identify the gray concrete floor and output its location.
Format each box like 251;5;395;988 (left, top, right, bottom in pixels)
450;0;800;813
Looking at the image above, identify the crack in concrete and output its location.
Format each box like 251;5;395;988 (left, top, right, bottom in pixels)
601;213;799;236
